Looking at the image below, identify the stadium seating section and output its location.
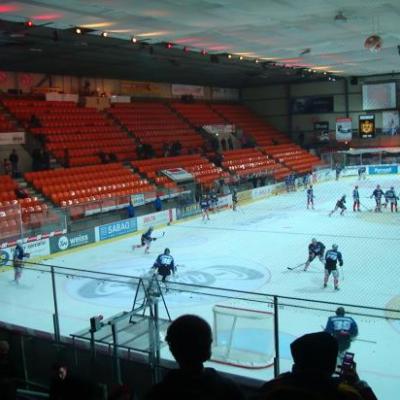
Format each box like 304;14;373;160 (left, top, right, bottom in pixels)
25;163;154;207
131;155;229;187
262;144;321;174
108;102;204;156
221;148;291;180
0;175;55;237
0;111;16;132
1;99;136;166
170;102;226;126
212;104;291;146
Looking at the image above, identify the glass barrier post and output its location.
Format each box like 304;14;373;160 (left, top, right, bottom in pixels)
273;295;280;377
50;265;61;342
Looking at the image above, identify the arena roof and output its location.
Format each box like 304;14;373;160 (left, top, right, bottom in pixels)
1;0;400;86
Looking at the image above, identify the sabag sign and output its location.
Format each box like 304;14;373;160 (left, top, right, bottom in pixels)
368;165;398;175
50;229;95;253
97;218;137;241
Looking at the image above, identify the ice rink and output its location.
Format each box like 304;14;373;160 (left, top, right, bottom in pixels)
1;175;399;399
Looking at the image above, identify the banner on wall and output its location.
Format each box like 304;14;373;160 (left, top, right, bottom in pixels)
290;96;333;114
171;84;204;98
136;209;175;230
0;131;25;145
96;218;138;241
120;81;162;95
314;121;330;142
212;87;239;100
1;238;50;267
45;93;78;102
335;118;352;141
49;229;95;253
131;193;145;207
359;115;375;138
203;124;235;135
382;111;399;135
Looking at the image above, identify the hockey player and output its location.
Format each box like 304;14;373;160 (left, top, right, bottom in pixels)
370;184;384;212
151;248;175;292
13;239;29;284
132;227;157;254
325;307;358;357
209;189;218;212
323;244;343;290
335;163;341;181
329;195;346;217
384;186;398;212
304;238;325;271
200;194;210;222
358;166;366;180
306;185;315;210
231;189;238;211
352;186;360;212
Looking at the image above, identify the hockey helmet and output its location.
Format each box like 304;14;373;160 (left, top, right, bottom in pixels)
391;186;394;190
311;238;317;243
16;239;23;245
336;307;345;316
355;185;358;189
164;248;170;255
332;244;338;250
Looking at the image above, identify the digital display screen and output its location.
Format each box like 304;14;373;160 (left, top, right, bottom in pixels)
362;82;396;110
359;115;375;138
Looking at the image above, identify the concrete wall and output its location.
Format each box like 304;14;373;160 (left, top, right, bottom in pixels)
242;74;400;143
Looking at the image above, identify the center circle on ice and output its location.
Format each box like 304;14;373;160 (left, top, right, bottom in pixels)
64;256;270;308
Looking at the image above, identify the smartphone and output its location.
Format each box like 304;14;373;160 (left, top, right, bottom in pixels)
341;352;355;374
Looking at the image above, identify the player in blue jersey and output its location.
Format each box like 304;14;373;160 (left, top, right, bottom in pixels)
370;184;384;212
152;248;175;291
209;189;218;212
358;166;366;180
132;227;157;253
325;307;358;356
306;185;315;210
200;195;210;222
323;244;343;290
352;185;360;212
329;195;346;216
13;239;29;284
304;238;325;271
384;186;398;212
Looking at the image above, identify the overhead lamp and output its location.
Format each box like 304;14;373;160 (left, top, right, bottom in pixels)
166;42;173;49
227;54;232;59
75;27;82;34
239;56;244;60
100;32;108;38
255;59;260;63
25;20;33;28
131;36;137;43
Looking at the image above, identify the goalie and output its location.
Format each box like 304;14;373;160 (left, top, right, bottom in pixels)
152;248;175;292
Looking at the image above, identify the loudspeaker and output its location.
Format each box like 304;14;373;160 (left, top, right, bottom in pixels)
350;77;358;85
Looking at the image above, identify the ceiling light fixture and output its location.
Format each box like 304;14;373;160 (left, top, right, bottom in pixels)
101;32;108;38
255;59;260;63
239;56;244;60
131;36;137;43
25;20;33;28
75;27;82;34
227;54;232;59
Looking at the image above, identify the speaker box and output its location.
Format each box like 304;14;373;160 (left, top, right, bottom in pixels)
350;77;358;85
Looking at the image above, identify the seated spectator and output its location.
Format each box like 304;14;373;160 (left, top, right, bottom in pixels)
108;152;117;163
0;340;17;400
15;187;29;199
257;332;376;400
29;114;41;128
146;314;244;400
98;151;109;164
49;362;98;400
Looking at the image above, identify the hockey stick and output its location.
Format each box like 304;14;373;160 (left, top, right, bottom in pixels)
341;266;344;281
319;326;376;344
154;232;166;240
287;262;306;271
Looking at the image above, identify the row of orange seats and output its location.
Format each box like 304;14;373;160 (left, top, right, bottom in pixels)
46;138;134;151
31;126;121;135
46;132;128;142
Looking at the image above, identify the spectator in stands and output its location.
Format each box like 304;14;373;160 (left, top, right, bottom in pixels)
0;340;17;400
108;152;117;163
8;149;19;178
42;149;51;170
49;362;98;400
136;140;144;159
98;151;109;164
325;307;358;359
220;138;227;151
2;158;11;175
127;200;135;218
29;114;41;128
163;142;171;157
32;148;42;171
257;331;376;400
154;195;162;212
146;315;244;400
63;148;70;168
228;137;234;150
15;187;28;199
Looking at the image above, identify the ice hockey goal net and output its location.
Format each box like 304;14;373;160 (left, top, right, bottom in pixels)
211;305;275;369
